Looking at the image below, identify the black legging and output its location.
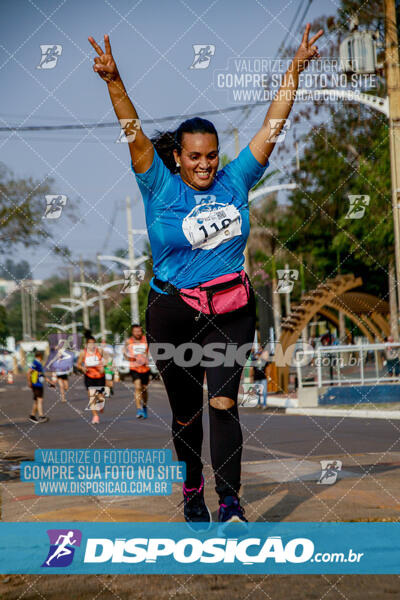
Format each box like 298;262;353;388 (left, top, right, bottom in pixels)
145;285;256;500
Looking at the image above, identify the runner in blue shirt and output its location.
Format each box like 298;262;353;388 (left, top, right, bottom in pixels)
27;351;54;423
89;24;323;531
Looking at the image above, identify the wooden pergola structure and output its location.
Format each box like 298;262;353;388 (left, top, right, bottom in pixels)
276;274;390;393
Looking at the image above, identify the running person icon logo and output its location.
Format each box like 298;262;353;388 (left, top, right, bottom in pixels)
317;460;342;485
85;386;110;412
189;45;215;69
37;45;62;69
240;383;262;407
121;269;145;293
42;529;82;567
116;118;141;143
43;195;67;219
345;195;370;219
266;118;291;143
275;269;299;294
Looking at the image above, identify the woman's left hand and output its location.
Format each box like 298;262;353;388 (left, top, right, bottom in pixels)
292;23;323;73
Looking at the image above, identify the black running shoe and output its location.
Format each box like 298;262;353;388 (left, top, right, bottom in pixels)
180;475;211;532
29;415;38;423
38;416;49;423
218;495;248;536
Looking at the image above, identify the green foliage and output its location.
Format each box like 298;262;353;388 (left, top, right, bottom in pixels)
0;305;9;342
37;277;70;303
279;102;391;298
6;300;23;342
0;162;54;252
0;259;32;281
107;280;150;337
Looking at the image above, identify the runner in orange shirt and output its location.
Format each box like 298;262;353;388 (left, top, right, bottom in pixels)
124;324;150;419
77;335;105;425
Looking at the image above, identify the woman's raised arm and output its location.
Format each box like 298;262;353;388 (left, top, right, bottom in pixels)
249;24;323;166
88;34;154;173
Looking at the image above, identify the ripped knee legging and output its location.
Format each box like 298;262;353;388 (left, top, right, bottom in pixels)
145;285;256;500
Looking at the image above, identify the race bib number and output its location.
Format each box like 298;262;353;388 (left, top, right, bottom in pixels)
85;355;100;367
127;343;147;358
182;202;242;250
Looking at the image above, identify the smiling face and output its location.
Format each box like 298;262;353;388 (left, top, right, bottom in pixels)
173;132;219;190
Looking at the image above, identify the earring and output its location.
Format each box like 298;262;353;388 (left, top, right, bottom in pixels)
176;162;180;167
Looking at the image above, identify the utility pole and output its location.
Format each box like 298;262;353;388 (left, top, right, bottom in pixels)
385;0;400;340
336;250;347;343
126;196;140;324
79;256;90;330
76;279;124;340
68;267;77;336
389;258;399;338
96;254;106;341
21;283;32;340
21;285;27;340
233;127;240;158
284;262;291;316
299;256;309;344
271;255;282;341
31;284;37;339
26;285;32;339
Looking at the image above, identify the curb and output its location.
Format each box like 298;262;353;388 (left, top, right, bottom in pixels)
286;407;400;420
237;394;297;409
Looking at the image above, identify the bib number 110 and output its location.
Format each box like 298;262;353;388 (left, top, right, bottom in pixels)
199;218;232;238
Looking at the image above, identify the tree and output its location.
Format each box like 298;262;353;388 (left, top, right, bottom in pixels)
280;104;391;298
274;1;393;299
0;305;9;342
249;193;288;276
107;280;150;336
0;259;32;281
0;163;54;252
0;162;77;258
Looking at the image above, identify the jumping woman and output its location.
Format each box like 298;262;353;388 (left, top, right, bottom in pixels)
89;24;322;529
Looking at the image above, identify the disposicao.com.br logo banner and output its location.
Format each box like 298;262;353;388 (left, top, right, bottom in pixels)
1;522;400;574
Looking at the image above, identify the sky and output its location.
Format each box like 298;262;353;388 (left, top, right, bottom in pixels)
1;0;338;280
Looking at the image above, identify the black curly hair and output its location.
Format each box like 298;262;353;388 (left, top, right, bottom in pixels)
151;117;219;173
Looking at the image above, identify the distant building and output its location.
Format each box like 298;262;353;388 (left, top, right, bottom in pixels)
0;279;18;302
0;279;42;305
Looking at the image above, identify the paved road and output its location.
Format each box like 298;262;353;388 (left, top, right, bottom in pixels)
1;374;400;523
1;375;400;462
1;375;400;599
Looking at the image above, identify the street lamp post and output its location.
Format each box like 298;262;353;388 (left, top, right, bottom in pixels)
58;296;104;330
248;182;298;204
98;197;148;325
76;280;125;340
97;252;147;325
45;322;83;332
51;303;82;335
79;256;90;329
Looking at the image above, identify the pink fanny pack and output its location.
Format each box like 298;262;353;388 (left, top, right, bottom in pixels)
154;270;250;317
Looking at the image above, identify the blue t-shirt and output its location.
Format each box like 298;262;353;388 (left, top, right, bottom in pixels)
30;359;45;388
133;145;269;293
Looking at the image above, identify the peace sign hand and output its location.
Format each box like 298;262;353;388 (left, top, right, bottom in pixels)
88;34;120;83
292;23;323;73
